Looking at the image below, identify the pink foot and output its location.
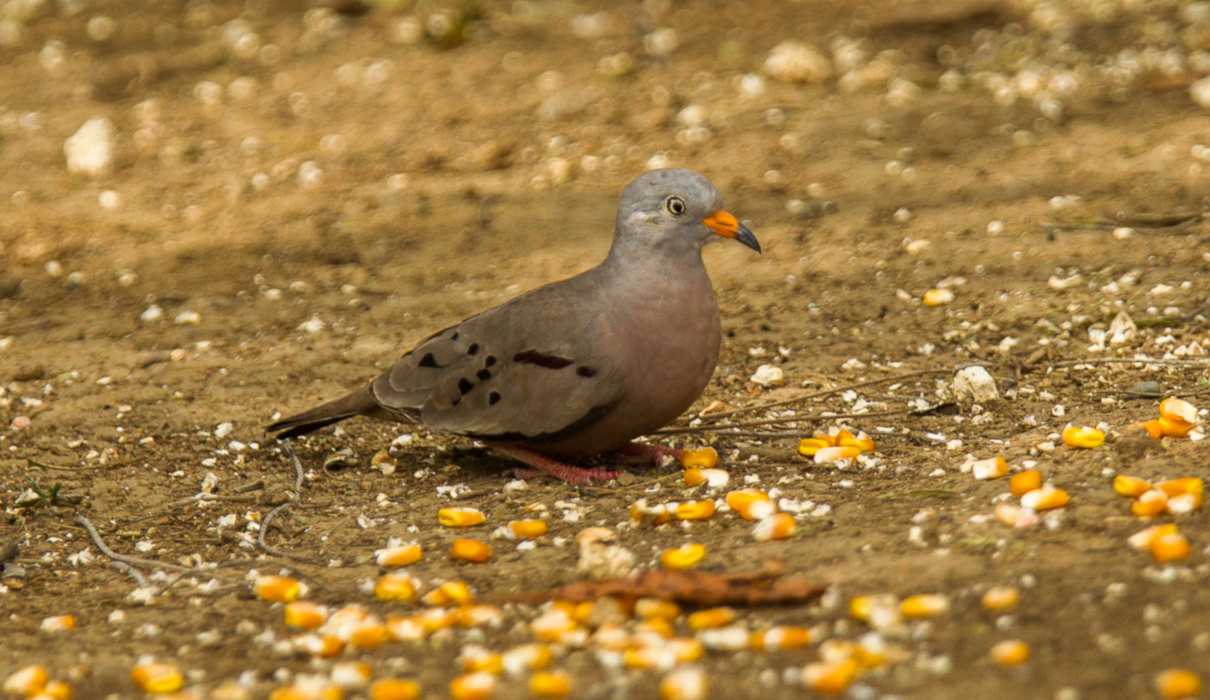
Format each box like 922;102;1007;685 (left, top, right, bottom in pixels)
492;445;620;485
616;441;683;468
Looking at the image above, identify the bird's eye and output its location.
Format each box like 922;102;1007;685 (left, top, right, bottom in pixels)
665;196;687;216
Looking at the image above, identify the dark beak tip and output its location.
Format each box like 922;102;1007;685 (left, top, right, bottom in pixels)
737;225;762;254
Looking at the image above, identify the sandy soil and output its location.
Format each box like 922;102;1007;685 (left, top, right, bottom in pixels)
3;0;1210;698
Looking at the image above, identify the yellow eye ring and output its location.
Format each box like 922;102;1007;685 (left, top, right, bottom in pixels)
665;196;687;216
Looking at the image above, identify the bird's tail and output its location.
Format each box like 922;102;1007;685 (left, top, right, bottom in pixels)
266;385;379;439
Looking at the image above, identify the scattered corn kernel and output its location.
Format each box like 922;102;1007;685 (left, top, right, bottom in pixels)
284;602;328;630
635;598;680;620
675;500;716;521
922;288;954;306
660;667;707;700
725;489;775;521
1156;669;1202;699
450;672;496;700
1168;493;1201;515
802;658;859;695
439;507;486;528
990;639;1030;666
368;678;420;700
687;607;735;630
374;574;417;602
1158;415;1194;438
752;513;796;541
450;538;493;563
461;650;503;674
683;469;706;486
349;621;389;649
797;437;832;457
670;637;705;662
508;519;548;539
1128;523;1179;551
660;543;706;569
40;680;72;700
531;609;578;642
375;543;422;567
1062;425;1104;448
680;447;718;469
900;593;949;619
981;586;1020;612
1158;478;1204;499
131;663;184;694
1113;475;1152;497
4;665;48;696
994;503;1039;528
1151;532;1191;562
331;661;372;688
423;580;474;606
1020;486;1069;511
1010;469;1043;496
529;671;572;698
1143;419;1166;439
1159;397;1198;425
837;430;875;453
501;643;552;675
624;647;677;670
814;445;862;464
255;575;302;603
1132;489;1169;517
971;455;1008;480
752;626;812;650
40;615;75;633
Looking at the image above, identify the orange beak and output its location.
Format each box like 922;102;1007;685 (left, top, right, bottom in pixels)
702;209;761;253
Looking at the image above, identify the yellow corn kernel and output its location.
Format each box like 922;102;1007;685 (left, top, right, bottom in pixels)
375;543;423;567
1020;486;1069;511
624;646;674;670
456;605;503;628
660;543;706;570
270;686;343;700
131;663;184;694
254;575;302;603
294;633;345;658
40;680;72;700
1168;493;1201;515
1159;397;1199;425
1113;475;1152;498
994;503;1039;528
40;614;75;633
682;469;706;486
4;665;48;696
461;650;503;674
450;672;496;700
450;538;493;563
385;615;425;642
802;658;860;695
1158;415;1194;438
1010;470;1043;497
814;445;862;464
680;447;719;470
1128;523;1179;551
725;489;775;521
438;507;486;528
531;609;578;642
687;607;735;630
981;586;1020;612
1062;425;1104;448
368;679;421;700
1132;489;1169;517
636;617;675;638
675;500;716;521
900;593;949;619
415;608;456;633
1143;419;1166;439
374;574;417;602
752;513;796;542
529;671;572;698
1151;532;1191;563
501;643;553;675
660;667;707;700
635;598;680;620
630;499;674;525
796;437;832;457
922;288;954;306
837;430;875;453
508;519;548;539
990;639;1030;666
1156;669;1202;699
971;455;1008;480
349;621;389;649
284;601;328;630
669;637;705;662
1158;478;1204;498
751;626;812;651
849;595;874;622
423;580;474;607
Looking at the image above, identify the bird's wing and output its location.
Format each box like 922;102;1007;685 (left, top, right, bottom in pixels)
371;273;624;440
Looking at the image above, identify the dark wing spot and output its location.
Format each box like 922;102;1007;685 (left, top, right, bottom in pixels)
458;378;474;395
489;391;501;405
513;350;574;369
451;331;460;341
485;355;497;367
418;352;441;368
576;366;597;378
477;369;491;381
467;343;480;355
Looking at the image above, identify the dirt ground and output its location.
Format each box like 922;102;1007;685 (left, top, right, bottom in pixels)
4;0;1210;698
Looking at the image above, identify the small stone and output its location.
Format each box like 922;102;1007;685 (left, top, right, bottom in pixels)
643;28;678;57
64;117;115;177
1125;381;1163;399
764;41;832;83
174;310;200;325
298;317;324;334
749;364;785;387
140;304;163;322
953;366;999;404
1191;77;1210;109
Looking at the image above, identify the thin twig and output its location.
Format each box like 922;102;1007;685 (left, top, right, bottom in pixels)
75;515;194;573
110;560;148;586
656;408;909;435
257;442;309;561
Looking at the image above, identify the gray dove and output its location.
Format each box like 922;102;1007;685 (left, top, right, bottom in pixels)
267;169;760;483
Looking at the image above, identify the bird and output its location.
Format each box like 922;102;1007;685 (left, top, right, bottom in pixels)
266;168;761;484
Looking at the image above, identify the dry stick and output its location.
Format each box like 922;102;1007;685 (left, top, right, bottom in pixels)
75;514;195;574
110;560;148;587
257;442;309;561
655;408;910;435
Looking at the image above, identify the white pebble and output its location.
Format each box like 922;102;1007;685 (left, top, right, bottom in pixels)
749;364;785;387
64;117;115;177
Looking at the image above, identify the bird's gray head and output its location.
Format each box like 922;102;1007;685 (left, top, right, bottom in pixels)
610;169;760;258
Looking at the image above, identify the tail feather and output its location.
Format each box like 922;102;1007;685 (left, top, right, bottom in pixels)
267;385;379;439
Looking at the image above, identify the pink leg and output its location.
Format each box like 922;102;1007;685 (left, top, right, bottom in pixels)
616;441;684;468
491;445;620;485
